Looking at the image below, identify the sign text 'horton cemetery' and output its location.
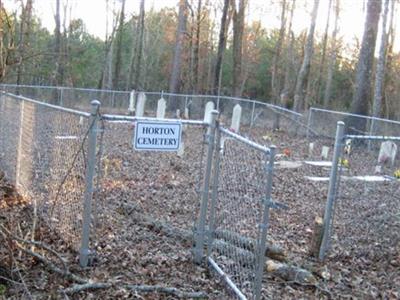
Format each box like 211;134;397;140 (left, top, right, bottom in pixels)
133;121;182;151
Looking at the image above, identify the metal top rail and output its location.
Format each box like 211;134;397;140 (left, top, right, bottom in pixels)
220;127;271;154
344;134;400;141
0;84;130;95
0;92;91;117
102;113;208;126
311;107;400;125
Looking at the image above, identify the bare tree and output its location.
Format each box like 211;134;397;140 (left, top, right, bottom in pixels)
293;0;319;112
192;0;202;93
53;0;64;87
372;0;389;118
16;0;33;87
280;0;295;108
271;0;286;103
348;0;381;132
133;0;145;90
231;0;246;97
212;0;230;95
169;0;187;108
323;0;340;108
113;0;126;90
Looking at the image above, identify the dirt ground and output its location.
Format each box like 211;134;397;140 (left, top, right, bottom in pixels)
1;123;399;299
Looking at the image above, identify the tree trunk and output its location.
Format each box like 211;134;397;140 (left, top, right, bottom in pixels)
271;0;287;104
293;0;319;112
212;0;230;95
348;0;381;133
372;0;389;119
313;0;332;106
112;0;126;90
232;0;246;97
192;0;202;93
323;0;340;108
280;0;296;108
169;0;187;109
16;0;33;88
133;0;145;90
53;0;64;87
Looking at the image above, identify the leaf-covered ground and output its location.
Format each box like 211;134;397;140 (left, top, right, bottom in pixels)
1;124;399;299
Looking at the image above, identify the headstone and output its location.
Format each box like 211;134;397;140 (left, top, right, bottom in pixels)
378;141;397;165
203;101;215;124
135;92;146;117
184;107;189;119
79;116;84;125
344;139;352;155
309;142;314;156
156;98;166;119
374;165;382;174
230;104;242;132
321;146;329;160
128;90;135;114
176;109;181;119
177;142;185;157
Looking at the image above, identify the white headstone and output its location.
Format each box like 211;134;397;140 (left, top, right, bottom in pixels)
177;142;185;157
204;101;215;124
374;165;382;174
128;90;136;114
156;98;166;119
184;107;189;119
344;139;352;155
176;109;181;119
79;116;84;125
309;142;314;156
230;104;242;133
378;141;397;165
321;146;330;160
135;92;146;117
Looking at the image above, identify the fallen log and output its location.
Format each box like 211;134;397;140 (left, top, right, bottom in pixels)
123;204;286;261
214;229;286;262
127;211;316;285
211;239;317;285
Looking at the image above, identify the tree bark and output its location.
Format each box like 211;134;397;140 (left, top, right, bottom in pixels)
112;0;126;90
271;0;287;104
169;0;187;109
348;0;381;133
232;0;246;97
313;0;332;106
133;0;145;90
16;0;33;88
293;0;319;112
280;0;296;108
212;0;230;95
372;0;389;119
323;0;340;108
192;0;202;93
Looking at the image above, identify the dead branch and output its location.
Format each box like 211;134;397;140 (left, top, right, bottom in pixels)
63;282;208;298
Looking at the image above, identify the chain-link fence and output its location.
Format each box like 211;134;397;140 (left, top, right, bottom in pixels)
200;121;276;300
0;92;92;252
319;121;400;261
307;107;400;139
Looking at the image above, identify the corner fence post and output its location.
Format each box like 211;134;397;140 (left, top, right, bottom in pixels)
319;121;345;260
254;145;276;300
194;110;218;264
79;100;101;268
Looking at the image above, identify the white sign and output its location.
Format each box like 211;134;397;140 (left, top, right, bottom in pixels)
134;121;182;151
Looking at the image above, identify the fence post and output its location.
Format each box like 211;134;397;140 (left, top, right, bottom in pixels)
306;108;313;139
194;110;218;264
254;145;276;300
206;119;221;258
16;100;25;188
319;121;345;260
79;99;101;268
250;101;255;129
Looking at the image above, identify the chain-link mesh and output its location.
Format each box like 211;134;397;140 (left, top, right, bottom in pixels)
208;127;269;299
0;93;91;251
331;135;400;260
95;119;207;237
308;107;400;139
